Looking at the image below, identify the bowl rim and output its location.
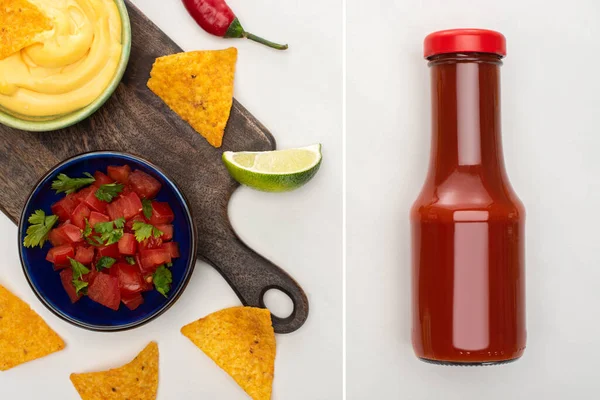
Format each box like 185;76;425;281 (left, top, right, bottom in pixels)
18;150;198;332
0;0;132;132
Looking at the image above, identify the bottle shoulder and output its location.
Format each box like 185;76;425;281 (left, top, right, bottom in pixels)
411;170;525;222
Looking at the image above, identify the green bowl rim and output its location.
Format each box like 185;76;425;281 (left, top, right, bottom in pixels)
0;0;132;132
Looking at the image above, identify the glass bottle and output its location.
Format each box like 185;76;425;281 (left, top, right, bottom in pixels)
411;29;526;365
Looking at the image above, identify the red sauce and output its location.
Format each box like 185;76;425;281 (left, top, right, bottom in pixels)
411;52;526;364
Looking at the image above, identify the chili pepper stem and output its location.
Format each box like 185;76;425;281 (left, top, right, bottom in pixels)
243;32;288;50
225;18;288;50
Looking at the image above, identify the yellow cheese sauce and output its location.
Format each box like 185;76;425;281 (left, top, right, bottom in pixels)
0;0;122;117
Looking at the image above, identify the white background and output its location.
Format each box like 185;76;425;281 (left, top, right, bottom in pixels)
347;0;600;399
0;0;342;399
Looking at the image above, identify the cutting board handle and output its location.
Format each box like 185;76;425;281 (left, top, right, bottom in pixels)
201;227;309;334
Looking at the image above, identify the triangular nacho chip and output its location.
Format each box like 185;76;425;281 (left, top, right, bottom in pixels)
147;48;238;148
181;307;275;400
0;0;53;60
70;342;159;400
0;284;65;371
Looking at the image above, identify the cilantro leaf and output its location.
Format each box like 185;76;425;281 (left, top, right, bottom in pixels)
96;256;116;272
95;183;124;202
86;235;105;247
51;173;95;194
166;262;173;268
132;221;162;242
83;218;92;238
23;210;59;248
92;218;124;246
28;209;46;225
125;256;136;265
153;266;172;297
94;221;114;234
114;217;125;229
69;258;90;280
104;230;123;245
142;199;153;219
84;218;104;246
72;279;88;295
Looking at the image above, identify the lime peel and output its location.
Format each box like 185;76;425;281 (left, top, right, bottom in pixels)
222;144;322;192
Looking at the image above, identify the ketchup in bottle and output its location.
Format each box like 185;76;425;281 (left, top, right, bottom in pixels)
411;29;526;365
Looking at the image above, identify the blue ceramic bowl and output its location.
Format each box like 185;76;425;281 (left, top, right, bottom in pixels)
18;151;197;331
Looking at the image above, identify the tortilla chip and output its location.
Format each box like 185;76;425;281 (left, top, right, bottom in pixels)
147;48;237;148
0;284;65;371
70;342;159;400
0;0;53;60
181;306;275;400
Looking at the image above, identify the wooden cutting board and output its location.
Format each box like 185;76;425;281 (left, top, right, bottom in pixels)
0;1;308;334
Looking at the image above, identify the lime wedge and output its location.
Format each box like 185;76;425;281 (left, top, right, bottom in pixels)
222;144;322;192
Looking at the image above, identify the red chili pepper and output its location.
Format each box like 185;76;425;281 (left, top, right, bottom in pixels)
182;0;288;51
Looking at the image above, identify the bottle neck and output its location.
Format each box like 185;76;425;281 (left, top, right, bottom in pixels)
428;53;506;183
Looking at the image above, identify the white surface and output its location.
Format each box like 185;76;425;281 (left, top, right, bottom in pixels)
0;0;342;399
347;0;600;399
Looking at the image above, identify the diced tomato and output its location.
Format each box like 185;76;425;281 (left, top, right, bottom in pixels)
129;170;162;199
106;192;142;221
107;165;131;184
120;185;133;196
139;236;163;250
142;274;154;292
134;255;154;292
46;244;74;269
118;233;137;255
88;211;110;227
122;192;143;218
140;248;171;274
96;243;120;259
141;277;154;292
74;245;94;265
83;188;108;213
162;242;180;258
73;186;94;204
125;214;146;232
110;263;144;295
55;223;83;244
70;203;91;229
156;224;173;240
93;171;114;187
87;273;121;311
48;228;70;246
106;201;121;221
121;292;144;310
149;202;174;225
81;265;99;284
51;195;77;222
59;269;82;303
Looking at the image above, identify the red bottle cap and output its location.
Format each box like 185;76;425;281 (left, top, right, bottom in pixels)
423;29;506;58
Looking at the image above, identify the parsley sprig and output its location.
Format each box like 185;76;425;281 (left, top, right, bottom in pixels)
93;217;125;245
96;256;116;272
51;173;95;194
132;221;162;242
142;198;153;219
95;183;124;202
83;219;103;246
72;279;88;295
69;258;90;280
153;266;172;297
69;258;91;296
23;210;58;248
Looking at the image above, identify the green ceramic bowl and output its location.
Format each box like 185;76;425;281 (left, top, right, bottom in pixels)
0;0;132;132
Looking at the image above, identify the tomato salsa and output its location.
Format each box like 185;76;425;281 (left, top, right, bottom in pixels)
24;165;180;311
